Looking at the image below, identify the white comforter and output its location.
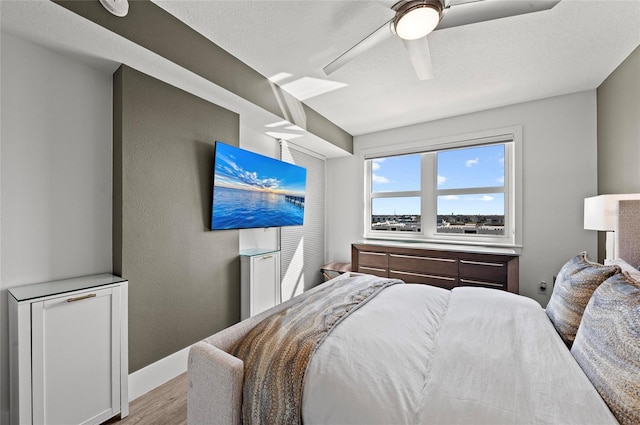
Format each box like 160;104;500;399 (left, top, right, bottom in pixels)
302;284;617;424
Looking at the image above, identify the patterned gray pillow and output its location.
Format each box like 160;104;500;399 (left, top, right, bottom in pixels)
545;252;620;347
571;272;640;425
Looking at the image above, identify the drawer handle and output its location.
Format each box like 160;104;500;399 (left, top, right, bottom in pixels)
390;254;456;263
362;252;386;256
67;293;97;303
261;255;273;260
391;270;455;281
360;266;386;273
460;260;504;267
460;279;503;288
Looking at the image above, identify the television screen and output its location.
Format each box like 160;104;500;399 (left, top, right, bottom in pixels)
211;141;307;230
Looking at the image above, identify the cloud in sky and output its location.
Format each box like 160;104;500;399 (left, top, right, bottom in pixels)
217;154;281;190
372;162;381;171
213;143;306;196
441;195;459;200
465;157;479;167
372;174;389;184
216;154;297;194
438;175;447;185
474;195;494;201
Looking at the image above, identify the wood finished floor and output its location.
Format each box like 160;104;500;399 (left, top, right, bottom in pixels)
106;373;187;425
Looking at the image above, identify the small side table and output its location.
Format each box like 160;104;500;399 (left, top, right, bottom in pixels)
321;262;351;281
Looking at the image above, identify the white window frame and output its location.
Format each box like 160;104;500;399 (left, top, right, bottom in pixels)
363;126;522;248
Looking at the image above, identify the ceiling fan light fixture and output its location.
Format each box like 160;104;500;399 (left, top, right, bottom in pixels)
394;1;442;40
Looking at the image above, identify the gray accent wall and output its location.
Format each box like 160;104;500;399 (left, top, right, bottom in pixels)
597;45;640;194
596;45;640;261
113;65;240;372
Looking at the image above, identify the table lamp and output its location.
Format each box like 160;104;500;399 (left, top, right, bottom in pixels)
584;194;640;262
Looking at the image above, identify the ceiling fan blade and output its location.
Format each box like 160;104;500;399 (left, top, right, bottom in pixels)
403;37;434;81
438;0;561;30
446;0;484;6
323;18;394;75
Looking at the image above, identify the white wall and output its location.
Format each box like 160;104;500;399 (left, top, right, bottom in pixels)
326;91;598;306
0;33;113;422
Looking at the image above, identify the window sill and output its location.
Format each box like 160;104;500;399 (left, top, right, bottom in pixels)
359;236;522;256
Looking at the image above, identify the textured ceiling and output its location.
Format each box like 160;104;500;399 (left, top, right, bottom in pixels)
153;0;640;135
2;0;638;148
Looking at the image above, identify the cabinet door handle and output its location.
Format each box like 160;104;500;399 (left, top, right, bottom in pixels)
261;255;273;260
67;293;97;303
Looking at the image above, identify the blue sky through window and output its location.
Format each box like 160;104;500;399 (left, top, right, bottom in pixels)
371;154;420;192
371;145;505;215
437;144;504;190
372;197;421;216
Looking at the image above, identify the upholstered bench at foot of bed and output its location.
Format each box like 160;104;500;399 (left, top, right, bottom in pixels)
187;342;243;425
187;272;353;425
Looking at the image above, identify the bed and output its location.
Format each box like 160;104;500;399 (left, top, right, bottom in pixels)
187;204;640;425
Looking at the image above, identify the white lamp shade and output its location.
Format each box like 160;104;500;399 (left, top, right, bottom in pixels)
584;194;640;231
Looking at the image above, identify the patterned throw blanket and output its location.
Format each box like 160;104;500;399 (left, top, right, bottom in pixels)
230;274;403;425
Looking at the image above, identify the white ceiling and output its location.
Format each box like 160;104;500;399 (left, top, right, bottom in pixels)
1;0;638;153
153;0;640;135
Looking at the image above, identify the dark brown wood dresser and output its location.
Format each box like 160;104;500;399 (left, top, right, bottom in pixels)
352;242;519;294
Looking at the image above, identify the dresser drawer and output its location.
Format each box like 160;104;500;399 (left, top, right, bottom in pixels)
390;270;457;290
358;266;388;278
389;254;457;276
459;278;506;291
459;259;507;284
358;251;388;269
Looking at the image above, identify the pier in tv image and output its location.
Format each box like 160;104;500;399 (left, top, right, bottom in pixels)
211;141;307;230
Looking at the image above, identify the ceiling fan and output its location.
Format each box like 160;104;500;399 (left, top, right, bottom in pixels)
323;0;561;80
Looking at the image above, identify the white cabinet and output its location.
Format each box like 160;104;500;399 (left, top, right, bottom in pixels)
8;274;128;425
240;250;281;319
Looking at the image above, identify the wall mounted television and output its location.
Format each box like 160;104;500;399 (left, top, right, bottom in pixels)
211;141;307;230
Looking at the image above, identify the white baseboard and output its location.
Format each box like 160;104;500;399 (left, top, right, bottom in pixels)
128;344;192;402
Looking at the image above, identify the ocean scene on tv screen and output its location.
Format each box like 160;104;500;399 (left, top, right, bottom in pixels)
211;142;307;230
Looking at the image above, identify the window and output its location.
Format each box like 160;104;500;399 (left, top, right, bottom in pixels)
364;129;520;247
